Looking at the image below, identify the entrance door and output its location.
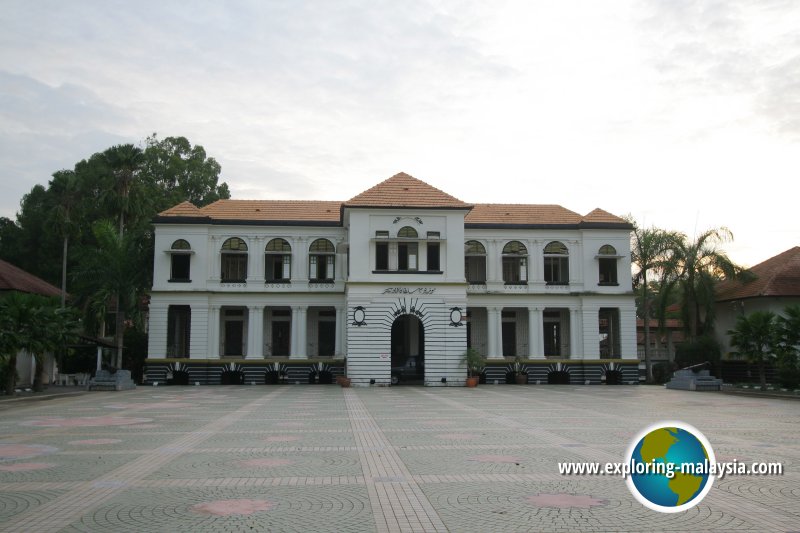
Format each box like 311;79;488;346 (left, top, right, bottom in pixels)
318;321;335;356
544;322;561;356
224;321;244;356
502;322;516;357
272;322;290;356
390;315;424;384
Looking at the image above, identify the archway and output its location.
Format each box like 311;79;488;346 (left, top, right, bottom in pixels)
390;315;424;385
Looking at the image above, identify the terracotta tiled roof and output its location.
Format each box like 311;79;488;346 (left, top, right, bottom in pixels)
0;259;63;297
344;172;471;209
466;204;582;225
158;201;202;217
197;200;342;222
582;208;628;224
716;246;800;301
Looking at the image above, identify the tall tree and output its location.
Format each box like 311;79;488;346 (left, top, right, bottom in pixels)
668;228;746;340
49;170;83;308
629;220;679;382
103;144;144;238
74;221;147;368
141;134;230;208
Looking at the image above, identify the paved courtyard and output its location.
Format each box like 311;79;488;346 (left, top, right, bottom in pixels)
0;385;798;532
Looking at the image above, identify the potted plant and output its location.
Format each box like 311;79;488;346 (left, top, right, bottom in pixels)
461;348;486;387
513;356;528;385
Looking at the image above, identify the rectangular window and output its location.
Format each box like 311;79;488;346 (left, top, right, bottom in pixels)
167;305;191;358
599;308;621;357
503;257;521;283
599;258;618;285
266;255;288;282
398;242;418;271
376;243;389;270
221;254;247;282
465;256;486;283
376;231;389;238
170;254;190;281
427;242;440;271
310;255;334;281
544;257;569;284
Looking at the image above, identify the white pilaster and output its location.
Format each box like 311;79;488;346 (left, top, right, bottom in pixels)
208;305;221;359
334;305;344;357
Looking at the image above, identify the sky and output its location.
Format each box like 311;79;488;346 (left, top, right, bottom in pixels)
1;0;798;268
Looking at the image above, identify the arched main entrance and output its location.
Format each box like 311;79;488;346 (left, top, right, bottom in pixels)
391;315;424;385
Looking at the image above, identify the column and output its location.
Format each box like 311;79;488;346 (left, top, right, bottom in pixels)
528;307;544;358
246;306;264;359
334;305;344;357
569;308;581;358
582;307;600;359
290;305;308;359
487;307;503;359
208;305;221;359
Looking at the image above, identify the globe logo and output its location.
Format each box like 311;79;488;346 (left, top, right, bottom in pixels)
625;421;716;513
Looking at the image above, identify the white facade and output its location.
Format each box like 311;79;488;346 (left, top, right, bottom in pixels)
147;174;637;385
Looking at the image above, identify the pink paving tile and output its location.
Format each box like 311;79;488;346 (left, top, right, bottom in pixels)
0;462;56;472
191;499;276;516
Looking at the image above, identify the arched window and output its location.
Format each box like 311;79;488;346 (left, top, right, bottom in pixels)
221;237;248;282
397;226;418;238
464;240;487;283
265;238;291;282
598;244;618;285
544;241;569;285
502;241;528;284
169;239;192;282
309;238;335;282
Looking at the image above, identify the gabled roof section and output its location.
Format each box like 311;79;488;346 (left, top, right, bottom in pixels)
158;201;202;217
716;246;800;301
344;172;471;209
582;208;627;224
0;259;63;297
466;204;582;225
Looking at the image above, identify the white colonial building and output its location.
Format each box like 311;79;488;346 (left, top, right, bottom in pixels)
145;173;638;386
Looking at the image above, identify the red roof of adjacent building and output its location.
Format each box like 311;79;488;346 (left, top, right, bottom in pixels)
0;259;63;297
156;173;628;227
716;246;800;301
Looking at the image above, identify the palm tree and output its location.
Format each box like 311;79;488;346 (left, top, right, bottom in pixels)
668;228;745;341
728;311;778;390
629;220;679;382
103;144;144;238
75;221;146;369
49;170;83;309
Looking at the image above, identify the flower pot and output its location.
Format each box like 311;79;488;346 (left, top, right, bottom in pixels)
465;376;479;388
515;373;528;385
339;377;351;388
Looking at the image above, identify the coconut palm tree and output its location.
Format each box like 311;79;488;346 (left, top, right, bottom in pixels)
728;311;779;390
629;220;680;382
103;144;144;238
49;170;83;308
667;227;746;341
75;221;146;369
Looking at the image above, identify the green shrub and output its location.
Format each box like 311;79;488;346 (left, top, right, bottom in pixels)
652;362;673;384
